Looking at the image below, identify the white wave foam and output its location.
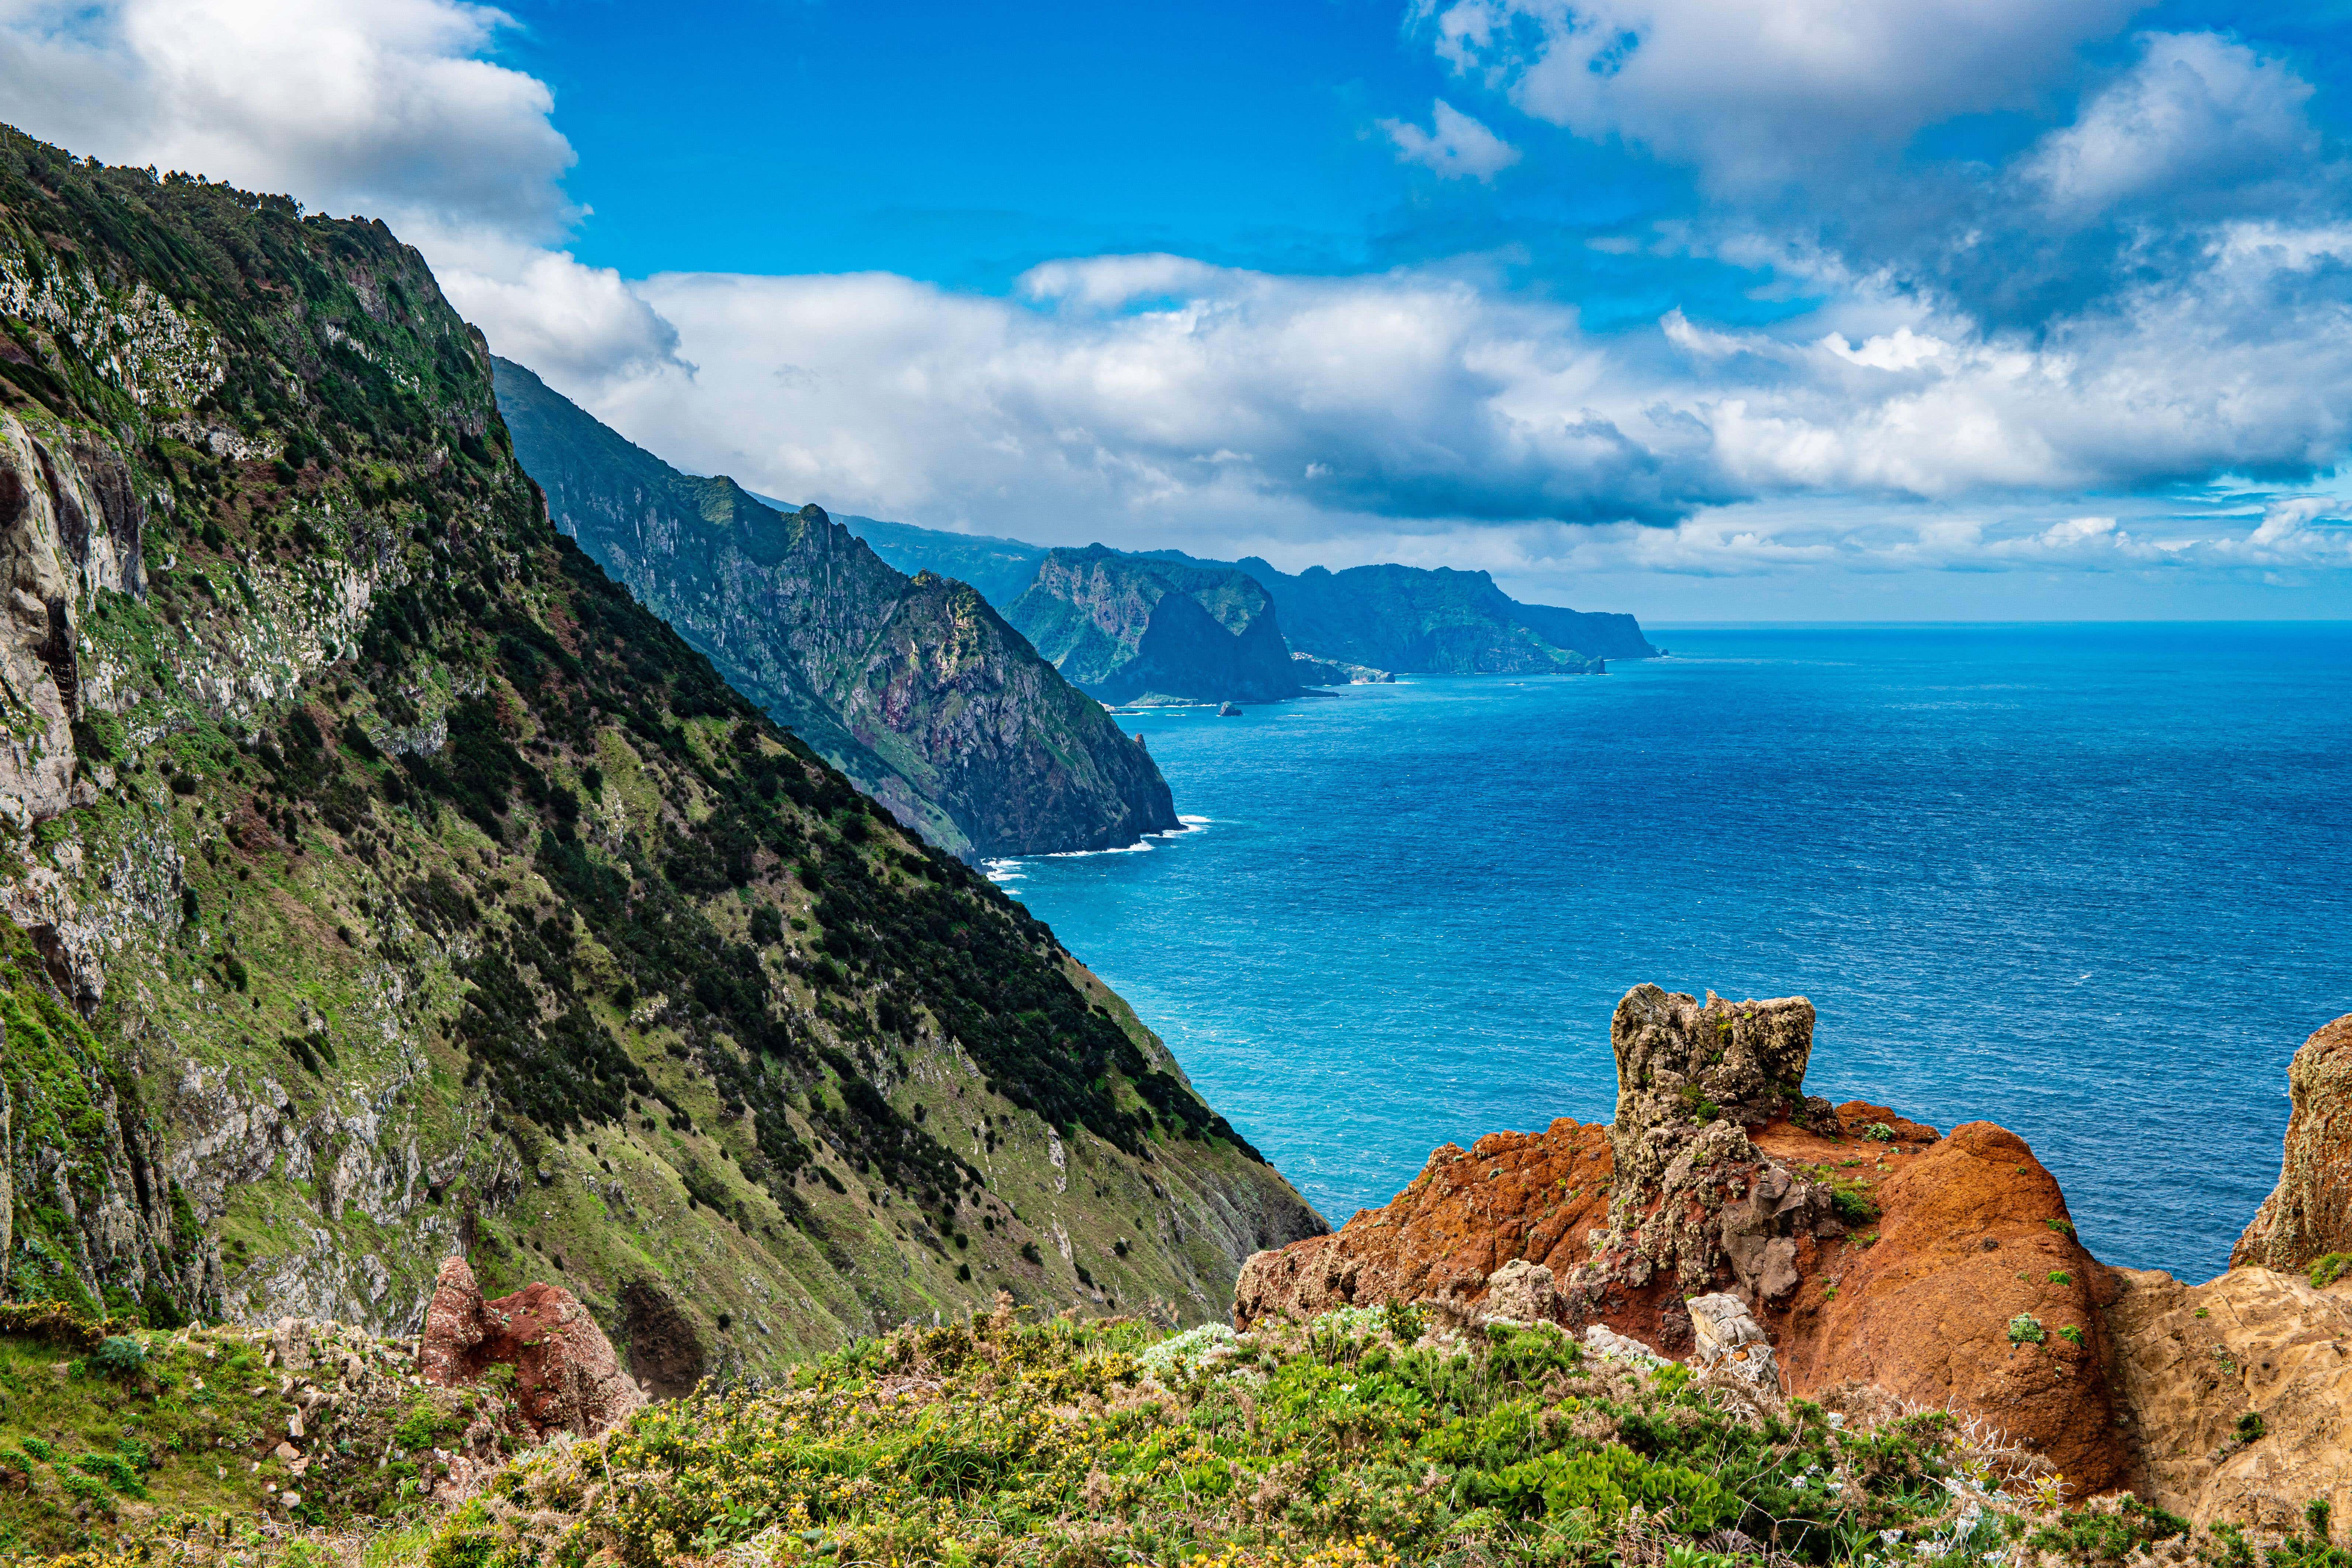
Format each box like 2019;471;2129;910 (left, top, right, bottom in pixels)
1178;815;1212;826
1044;838;1156;859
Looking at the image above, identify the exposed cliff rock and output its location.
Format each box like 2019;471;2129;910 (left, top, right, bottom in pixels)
492;359;1176;860
421;1254;643;1437
1769;1117;2127;1495
1003;547;1303;706
2233;1012;2352;1275
1236;983;2129;1492
0;128;1321;1380
2105;1264;2352;1531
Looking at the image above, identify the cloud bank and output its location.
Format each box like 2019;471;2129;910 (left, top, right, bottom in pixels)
0;0;2344;604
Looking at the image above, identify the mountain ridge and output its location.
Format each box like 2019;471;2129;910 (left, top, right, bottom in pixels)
493;358;1180;861
0;129;1321;1390
842;513;1657;676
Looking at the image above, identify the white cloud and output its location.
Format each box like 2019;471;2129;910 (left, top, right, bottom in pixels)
1379;100;1524;181
0;0;576;234
2025;33;2318;217
417;224;684;383
1418;0;2138;186
511;213;2352;552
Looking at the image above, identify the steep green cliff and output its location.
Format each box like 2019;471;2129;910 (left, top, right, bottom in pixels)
843;514;1658;676
1006;547;1303;706
1235;558;1656;672
491;360;1177;860
841;514;1048;610
0;130;1322;1384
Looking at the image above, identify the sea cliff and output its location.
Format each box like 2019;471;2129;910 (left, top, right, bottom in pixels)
493;359;1179;860
0;128;1320;1401
1006;545;1304;706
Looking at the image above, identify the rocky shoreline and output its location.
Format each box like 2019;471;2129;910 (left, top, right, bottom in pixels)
1235;985;2352;1531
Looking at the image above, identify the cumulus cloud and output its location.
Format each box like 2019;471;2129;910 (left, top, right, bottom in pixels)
517;210;2352;549
0;0;693;381
415;224;684;384
2025;33;2319;218
565;262;1728;534
1379;100;1523;181
0;0;576;233
1417;0;2136;186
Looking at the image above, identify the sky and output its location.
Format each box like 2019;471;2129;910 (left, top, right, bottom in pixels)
4;0;2352;618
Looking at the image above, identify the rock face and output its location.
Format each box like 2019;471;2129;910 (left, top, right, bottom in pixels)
421;1257;644;1437
1235;983;2131;1493
1241;559;1650;673
0;128;1319;1371
2232;1013;2352;1274
2104;1265;2352;1530
1770;1119;2126;1494
493;358;1176;859
1005;547;1304;706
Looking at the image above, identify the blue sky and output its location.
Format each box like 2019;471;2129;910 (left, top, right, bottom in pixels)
6;0;2352;619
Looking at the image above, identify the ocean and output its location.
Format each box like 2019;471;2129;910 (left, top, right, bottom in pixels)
989;623;2352;1283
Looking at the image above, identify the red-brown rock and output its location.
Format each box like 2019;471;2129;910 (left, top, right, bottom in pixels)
1233;984;2134;1493
420;1257;645;1437
1232;1118;1617;1328
1772;1121;2127;1494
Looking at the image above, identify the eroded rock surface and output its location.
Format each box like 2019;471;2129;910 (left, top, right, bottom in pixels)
1235;983;2132;1492
421;1256;645;1437
2234;1013;2352;1275
2105;1265;2352;1532
1770;1120;2126;1494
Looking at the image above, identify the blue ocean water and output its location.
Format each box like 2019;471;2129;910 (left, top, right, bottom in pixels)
992;623;2352;1283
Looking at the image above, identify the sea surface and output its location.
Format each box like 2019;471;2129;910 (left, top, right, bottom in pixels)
990;623;2352;1282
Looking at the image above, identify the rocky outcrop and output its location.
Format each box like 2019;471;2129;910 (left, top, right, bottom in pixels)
2105;1265;2352;1530
421;1256;644;1437
2232;1013;2352;1274
1006;547;1303;706
493;357;1177;859
1236;983;2131;1493
1290;652;1394;686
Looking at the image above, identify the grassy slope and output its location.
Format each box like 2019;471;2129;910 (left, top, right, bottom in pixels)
0;131;1319;1386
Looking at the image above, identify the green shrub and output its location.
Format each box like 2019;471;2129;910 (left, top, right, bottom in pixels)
2007;1313;2047;1345
2238;1412;2269;1443
1860;1122;1895;1142
2058;1324;2085;1345
420;1306;1975;1568
58;1469;111;1514
72;1451;148;1498
2308;1254;2352;1289
2048;1270;2073;1286
1831;1186;1878;1226
91;1334;147;1376
2027;1495;2189;1565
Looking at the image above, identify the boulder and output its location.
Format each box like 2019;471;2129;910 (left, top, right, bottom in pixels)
2104;1264;2352;1531
419;1256;644;1437
1687;1292;1780;1392
2233;1013;2352;1275
1480;1259;1558;1324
